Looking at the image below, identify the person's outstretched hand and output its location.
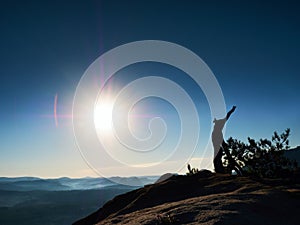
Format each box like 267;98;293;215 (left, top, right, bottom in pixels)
232;106;237;111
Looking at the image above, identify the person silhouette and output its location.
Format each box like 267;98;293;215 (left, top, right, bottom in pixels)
212;106;242;175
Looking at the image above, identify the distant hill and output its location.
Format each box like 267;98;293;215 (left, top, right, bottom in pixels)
285;146;300;164
0;176;158;192
0;179;69;191
0;176;158;225
73;171;300;225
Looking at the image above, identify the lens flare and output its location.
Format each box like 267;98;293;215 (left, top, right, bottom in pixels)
54;94;58;127
94;100;114;132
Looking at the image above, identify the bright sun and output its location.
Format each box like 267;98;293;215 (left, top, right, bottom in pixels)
94;101;114;132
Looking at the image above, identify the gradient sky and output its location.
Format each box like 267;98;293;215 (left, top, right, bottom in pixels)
0;0;299;178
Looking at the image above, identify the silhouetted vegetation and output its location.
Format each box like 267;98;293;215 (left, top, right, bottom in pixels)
188;129;298;178
156;214;177;224
186;164;199;176
222;128;298;178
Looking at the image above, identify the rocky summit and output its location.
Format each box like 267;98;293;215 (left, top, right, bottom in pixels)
73;170;300;225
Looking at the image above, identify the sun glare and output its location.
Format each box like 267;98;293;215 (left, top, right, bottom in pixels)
94;101;114;132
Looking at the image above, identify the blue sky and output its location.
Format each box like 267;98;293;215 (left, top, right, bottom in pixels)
0;0;299;177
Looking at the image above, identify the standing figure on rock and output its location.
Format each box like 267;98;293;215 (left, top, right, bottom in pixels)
212;106;242;175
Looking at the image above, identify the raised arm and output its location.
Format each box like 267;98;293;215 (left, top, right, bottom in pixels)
226;106;236;120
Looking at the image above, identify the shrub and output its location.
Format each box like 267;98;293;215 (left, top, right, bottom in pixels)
186;164;199;176
223;129;298;178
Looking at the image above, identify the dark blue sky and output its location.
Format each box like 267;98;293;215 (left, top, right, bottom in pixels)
0;0;299;177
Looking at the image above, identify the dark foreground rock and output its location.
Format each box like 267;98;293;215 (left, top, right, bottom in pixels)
73;171;300;225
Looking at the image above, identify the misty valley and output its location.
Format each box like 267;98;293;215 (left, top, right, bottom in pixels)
0;176;157;225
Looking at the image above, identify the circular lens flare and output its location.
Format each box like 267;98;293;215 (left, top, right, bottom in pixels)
73;40;226;184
